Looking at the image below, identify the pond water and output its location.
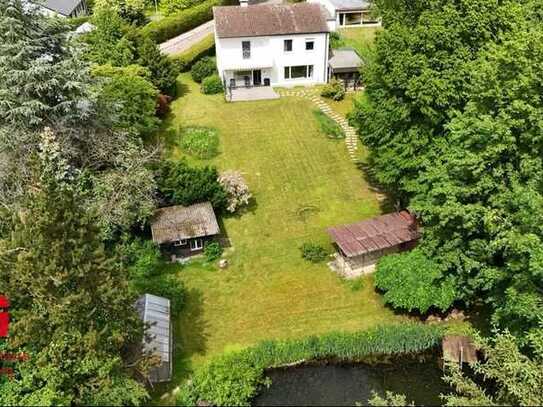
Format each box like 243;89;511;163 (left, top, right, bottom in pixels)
253;358;450;406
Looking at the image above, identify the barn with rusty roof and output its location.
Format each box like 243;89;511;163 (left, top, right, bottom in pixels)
327;211;420;277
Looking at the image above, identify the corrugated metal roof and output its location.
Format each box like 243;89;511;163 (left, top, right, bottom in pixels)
328;0;371;11
327;211;419;258
213;3;329;38
151;202;220;245
135;294;172;383
33;0;84;16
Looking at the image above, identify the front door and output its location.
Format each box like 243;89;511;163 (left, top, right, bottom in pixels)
253;70;262;86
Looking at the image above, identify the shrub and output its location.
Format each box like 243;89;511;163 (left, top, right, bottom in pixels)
119;237;163;279
313;110;345;139
347;278;364;292
321;79;345;101
170;34;215;72
178;324;446;406
329;31;345;49
179;126;219;159
92;64;160;137
201;74;224;94
161;0;197;15
118;237;186;315
300;242;328;263
140;0;220;44
156;94;173;117
156;159;228;210
204;242;223;261
375;249;458;314
218;170;252;213
137;37;180;96
143;274;186;315
191;56;216;83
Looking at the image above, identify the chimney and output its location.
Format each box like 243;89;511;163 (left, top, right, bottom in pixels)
240;0;248;7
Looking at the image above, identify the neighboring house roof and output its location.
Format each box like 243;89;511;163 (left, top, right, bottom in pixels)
327;211;420;258
329;48;363;71
135;294;172;383
32;0;84;16
328;0;371;12
151;202;220;245
213;3;329;39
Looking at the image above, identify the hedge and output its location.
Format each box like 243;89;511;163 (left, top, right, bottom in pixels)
140;0;221;43
170;34;215;72
177;324;446;406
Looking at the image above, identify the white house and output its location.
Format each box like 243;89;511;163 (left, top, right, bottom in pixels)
213;2;331;88
29;0;88;18
309;0;380;30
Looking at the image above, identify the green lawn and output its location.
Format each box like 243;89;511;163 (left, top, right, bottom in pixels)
338;27;382;58
157;74;405;399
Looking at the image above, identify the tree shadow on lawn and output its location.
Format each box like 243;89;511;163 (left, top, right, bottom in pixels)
176;80;191;99
222;196;259;220
150;287;208;402
356;160;399;214
173;287;209;383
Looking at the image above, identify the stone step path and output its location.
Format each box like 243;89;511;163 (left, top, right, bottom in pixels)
277;89;359;162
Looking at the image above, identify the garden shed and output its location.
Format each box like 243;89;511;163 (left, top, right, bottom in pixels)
328;48;364;87
135;294;172;383
327;210;419;277
150;202;220;257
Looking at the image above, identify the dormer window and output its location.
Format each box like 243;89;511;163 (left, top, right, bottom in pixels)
284;39;293;52
242;41;251;59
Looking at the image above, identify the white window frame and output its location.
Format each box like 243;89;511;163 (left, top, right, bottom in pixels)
174;239;188;247
305;39;315;51
190;238;204;251
284;65;314;80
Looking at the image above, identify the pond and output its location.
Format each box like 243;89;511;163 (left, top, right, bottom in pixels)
253;358;450;406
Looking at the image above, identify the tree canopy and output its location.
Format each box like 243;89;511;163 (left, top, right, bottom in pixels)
0;1;157;238
353;0;543;335
0;132;149;405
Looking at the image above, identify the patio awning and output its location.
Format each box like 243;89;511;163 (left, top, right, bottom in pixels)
222;58;273;71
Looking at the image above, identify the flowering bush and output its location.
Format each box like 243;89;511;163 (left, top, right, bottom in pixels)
218;170;251;213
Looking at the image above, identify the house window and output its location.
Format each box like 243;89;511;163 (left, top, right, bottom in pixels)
344;12;363;26
174;239;187;247
242;41;251;59
190;238;204;251
305;40;314;50
284;65;314;79
284;39;293;52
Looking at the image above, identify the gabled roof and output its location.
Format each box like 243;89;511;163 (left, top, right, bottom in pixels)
328;0;371;12
327;211;419;258
151;202;220;245
213;3;329;39
33;0;84;16
135;294;172;383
